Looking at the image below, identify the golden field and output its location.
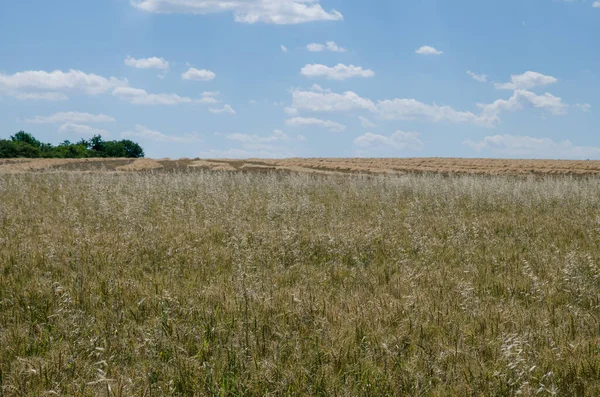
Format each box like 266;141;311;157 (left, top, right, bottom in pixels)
3;156;600;175
1;162;600;395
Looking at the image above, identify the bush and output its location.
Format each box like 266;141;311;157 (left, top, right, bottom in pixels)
0;132;145;159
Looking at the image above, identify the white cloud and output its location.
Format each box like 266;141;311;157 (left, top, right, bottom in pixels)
378;89;567;125
359;116;377;128
113;86;203;105
467;70;487;83
200;91;221;104
131;0;343;24
121;125;202;142
198;148;290;159
283;106;298;115
182;67;216;81
593;1;600;7
577;103;591;112
209;104;236;115
494;71;558;90
0;69;127;100
307;43;325;52
25;112;116;124
465;134;600;159
519;90;567;115
285;117;346;132
281;45;288;53
310;83;329;93
477;89;567;122
415;46;443;55
292;88;377;112
306;41;347;52
292;86;567;126
12;92;68;101
58;123;110;137
300;64;374;80
227;129;288;143
377;98;483;124
202;129;292;158
125;56;169;70
354;130;424;151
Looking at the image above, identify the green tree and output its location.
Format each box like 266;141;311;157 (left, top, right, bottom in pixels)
13;141;41;157
101;141;127;157
1;131;145;159
11;131;41;148
0;140;18;158
121;140;145;158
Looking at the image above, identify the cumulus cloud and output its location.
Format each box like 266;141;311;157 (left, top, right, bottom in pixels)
131;0;343;24
182;67;216;81
291;88;377;112
0;69;127;100
359;116;377;128
25;112;116;124
593;1;600;7
285;117;346;132
1;68;218;105
300;64;374;80
209;104;236;115
58;123;110;137
477;89;568;124
202;129;293;158
121;124;202;142
467;71;487;82
113;86;199;105
292;86;567;126
415;46;443;55
494;71;558;90
354;130;424;152
465;134;600;159
306;41;347;52
227;129;288;143
310;83;329;92
377;98;483;124
125;56;169;70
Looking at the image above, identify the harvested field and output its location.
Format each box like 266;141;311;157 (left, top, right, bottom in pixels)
2;157;600;175
115;158;164;172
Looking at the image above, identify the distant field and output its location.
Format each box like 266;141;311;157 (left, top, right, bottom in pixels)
3;157;600;175
2;170;600;395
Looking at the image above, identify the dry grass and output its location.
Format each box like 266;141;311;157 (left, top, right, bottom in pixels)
1;170;600;395
0;158;127;173
3;157;600;176
261;158;600;175
187;160;237;171
115;158;164;172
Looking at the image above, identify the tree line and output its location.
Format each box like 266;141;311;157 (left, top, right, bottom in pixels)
0;131;144;158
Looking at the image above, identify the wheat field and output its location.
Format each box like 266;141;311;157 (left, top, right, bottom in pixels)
1;170;600;395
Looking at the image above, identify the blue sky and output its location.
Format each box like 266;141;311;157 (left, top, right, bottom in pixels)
1;0;599;159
